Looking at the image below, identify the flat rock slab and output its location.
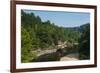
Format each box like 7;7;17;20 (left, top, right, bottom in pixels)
60;53;79;61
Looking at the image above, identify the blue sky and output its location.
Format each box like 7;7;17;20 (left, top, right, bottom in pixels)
23;9;90;27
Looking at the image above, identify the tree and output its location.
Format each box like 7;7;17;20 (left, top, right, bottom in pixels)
21;26;34;62
79;23;90;60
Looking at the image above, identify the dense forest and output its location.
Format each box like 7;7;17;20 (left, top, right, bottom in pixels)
21;10;90;63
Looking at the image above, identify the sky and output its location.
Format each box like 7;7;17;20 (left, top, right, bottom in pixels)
23;9;90;27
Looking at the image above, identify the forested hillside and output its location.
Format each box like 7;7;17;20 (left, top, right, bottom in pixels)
21;10;90;62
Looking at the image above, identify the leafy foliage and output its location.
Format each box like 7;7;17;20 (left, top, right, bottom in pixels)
79;23;90;60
